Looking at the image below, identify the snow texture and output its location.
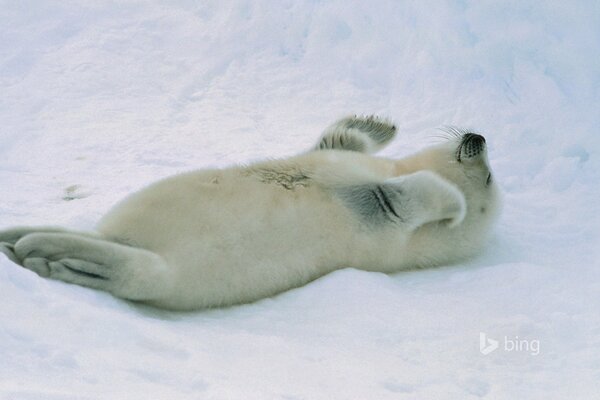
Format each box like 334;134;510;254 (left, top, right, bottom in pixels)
1;1;599;399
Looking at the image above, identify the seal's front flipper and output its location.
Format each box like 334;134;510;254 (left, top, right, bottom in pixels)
386;171;467;229
338;170;466;230
314;115;396;153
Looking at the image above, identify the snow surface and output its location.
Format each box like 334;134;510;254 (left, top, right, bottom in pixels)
1;1;599;399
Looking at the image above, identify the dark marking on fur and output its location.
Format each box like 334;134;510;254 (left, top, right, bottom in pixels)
246;166;311;190
374;186;401;220
338;183;404;226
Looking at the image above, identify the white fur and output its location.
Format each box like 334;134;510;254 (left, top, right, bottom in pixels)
0;119;500;310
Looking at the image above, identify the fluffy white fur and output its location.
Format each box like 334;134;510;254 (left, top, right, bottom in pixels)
0;117;500;310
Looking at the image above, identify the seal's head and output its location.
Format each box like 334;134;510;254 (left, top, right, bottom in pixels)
450;130;499;216
429;128;501;225
396;128;501;261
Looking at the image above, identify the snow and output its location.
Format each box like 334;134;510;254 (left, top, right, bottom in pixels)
1;1;599;398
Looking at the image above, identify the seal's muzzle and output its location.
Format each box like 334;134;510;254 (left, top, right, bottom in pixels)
457;133;486;162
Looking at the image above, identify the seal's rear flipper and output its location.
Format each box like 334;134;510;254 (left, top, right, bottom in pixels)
12;232;172;303
1;226;99;265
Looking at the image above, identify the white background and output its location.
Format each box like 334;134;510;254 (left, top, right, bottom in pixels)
1;1;599;399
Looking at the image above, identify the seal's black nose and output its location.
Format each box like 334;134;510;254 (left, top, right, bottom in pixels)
458;133;486;161
463;133;485;144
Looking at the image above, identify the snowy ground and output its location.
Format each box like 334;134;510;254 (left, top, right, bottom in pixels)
1;1;599;399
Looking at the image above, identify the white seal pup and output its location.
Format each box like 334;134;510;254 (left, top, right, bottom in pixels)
0;116;500;310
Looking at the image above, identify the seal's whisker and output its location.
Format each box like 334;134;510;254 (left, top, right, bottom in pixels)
427;134;454;142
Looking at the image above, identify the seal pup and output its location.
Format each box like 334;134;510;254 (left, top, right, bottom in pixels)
0;116;500;310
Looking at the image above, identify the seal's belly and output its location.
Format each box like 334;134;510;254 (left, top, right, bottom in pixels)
97;165;359;271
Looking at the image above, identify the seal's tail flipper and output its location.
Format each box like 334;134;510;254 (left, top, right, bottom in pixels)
11;232;172;304
314;115;397;153
1;226;100;264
